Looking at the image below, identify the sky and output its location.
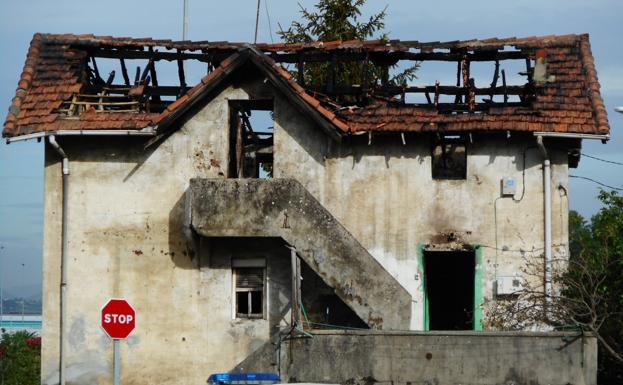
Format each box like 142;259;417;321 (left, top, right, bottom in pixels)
0;0;622;295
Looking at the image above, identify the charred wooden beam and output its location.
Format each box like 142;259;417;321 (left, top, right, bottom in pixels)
228;99;274;110
502;69;508;105
176;49;187;96
240;111;254;134
297;52;305;86
425;92;432;104
382;66;389;87
85;84;193;97
105;71;115;86
90;56;104;84
235;113;244;178
304;84;527;96
148;48;161;104
140;59;153;84
461;55;470;105
134;66;140;85
271;49;526;64
362;51;370;93
468;78;476;111
489;60;500;101
454;59;462;104
434;81;440;107
326;52;337;93
525;57;533;83
119;59;130;86
87;48;225;62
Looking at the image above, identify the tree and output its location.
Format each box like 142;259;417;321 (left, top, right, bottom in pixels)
486;190;623;383
565;191;623;383
0;331;41;385
277;0;418;103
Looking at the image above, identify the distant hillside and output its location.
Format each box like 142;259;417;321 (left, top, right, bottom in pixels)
1;297;42;315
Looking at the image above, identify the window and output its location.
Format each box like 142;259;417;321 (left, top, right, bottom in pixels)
431;135;467;180
228;99;274;179
233;258;266;319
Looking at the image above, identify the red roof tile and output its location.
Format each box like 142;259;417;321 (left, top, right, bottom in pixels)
2;33;610;139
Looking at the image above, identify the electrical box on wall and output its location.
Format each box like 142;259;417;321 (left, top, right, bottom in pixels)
495;276;523;296
501;177;516;197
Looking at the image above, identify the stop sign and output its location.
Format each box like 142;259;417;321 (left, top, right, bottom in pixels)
101;299;136;339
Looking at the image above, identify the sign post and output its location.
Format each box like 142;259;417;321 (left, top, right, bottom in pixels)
101;299;136;385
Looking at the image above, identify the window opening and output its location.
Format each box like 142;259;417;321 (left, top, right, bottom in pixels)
228;100;274;179
234;267;265;319
432;135;467;180
423;250;475;330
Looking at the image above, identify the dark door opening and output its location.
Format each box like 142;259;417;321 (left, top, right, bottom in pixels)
424;250;475;330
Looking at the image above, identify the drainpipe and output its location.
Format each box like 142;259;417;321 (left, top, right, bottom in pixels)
536;135;552;317
48;135;68;385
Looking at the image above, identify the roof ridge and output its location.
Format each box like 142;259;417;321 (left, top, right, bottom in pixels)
34;32;586;51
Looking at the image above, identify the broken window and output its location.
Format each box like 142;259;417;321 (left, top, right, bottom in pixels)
431;135;467;180
233;265;265;319
423;250;475;330
233;257;266;319
228;100;274;178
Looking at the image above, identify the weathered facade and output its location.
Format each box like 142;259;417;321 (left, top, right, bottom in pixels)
3;33;609;385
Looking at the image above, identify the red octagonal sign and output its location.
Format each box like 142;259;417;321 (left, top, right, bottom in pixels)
101;299;136;339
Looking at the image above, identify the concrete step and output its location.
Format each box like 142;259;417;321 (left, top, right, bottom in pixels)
188;178;411;330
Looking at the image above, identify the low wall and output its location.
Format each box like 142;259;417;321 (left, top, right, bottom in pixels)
237;330;597;385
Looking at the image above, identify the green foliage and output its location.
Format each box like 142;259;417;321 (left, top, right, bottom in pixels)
566;191;623;383
277;0;418;102
0;331;41;385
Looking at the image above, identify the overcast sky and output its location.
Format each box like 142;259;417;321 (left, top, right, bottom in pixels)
0;0;622;294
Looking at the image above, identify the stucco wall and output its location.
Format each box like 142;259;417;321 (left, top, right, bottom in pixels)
274;100;569;329
41;77;571;384
41;84;296;385
239;330;597;385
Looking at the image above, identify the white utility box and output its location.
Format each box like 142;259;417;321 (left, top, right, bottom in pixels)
495;276;523;296
501;177;516;197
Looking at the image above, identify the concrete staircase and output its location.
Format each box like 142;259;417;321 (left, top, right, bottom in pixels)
188;178;411;330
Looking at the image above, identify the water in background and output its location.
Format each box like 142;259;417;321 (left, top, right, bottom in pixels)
0;315;42;335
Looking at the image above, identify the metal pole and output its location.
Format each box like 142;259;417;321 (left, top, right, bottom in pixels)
49;135;69;385
290;247;301;327
183;0;189;40
254;0;261;43
21;263;25;322
0;245;4;327
113;339;121;385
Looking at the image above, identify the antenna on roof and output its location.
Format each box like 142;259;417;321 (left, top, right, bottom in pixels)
254;0;260;43
183;0;189;40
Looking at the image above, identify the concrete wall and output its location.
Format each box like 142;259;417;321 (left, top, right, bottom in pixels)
273;101;570;329
242;330;597;385
40;75;572;384
41;83;294;385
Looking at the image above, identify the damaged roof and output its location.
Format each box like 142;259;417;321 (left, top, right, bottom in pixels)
3;33;609;140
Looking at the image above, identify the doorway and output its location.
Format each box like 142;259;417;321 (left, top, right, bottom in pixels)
423;249;478;330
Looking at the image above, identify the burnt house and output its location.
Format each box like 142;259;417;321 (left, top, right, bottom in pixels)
3;33;609;385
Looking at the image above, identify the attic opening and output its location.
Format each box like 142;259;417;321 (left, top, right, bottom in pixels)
432;135;467;180
57;48;223;116
228;99;274;179
423;249;475;330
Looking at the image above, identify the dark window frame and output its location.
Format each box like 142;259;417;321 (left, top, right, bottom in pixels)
233;266;266;319
431;135;467;180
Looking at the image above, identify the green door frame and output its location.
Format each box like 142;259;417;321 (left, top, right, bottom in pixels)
418;244;483;331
